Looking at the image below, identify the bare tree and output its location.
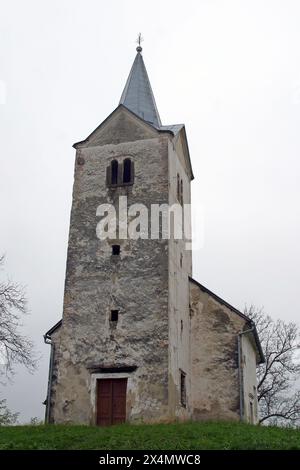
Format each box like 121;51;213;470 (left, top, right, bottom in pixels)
245;305;300;426
0;255;36;377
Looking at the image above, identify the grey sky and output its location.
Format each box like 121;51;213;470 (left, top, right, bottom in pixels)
1;0;300;422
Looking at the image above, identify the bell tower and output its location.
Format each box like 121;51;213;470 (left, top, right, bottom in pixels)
44;42;194;425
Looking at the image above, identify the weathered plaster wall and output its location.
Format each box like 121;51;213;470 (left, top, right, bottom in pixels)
189;281;246;422
167;137;192;420
49;111;171;424
241;334;259;423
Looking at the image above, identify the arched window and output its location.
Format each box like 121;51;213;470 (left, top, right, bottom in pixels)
123;158;132;184
111;160;118;185
107;158;134;187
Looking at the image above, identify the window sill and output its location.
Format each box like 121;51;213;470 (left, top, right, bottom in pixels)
107;182;134;188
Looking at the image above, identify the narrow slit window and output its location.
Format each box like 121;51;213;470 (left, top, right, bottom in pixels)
123;158;132;183
111;160;118;185
180;179;183;205
177;173;180;201
112;245;120;256
110;310;119;322
180;371;186;408
249;401;254;424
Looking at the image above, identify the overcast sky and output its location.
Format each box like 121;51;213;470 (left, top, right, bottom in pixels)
1;0;300;422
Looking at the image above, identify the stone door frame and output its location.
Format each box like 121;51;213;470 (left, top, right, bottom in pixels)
90;372;132;425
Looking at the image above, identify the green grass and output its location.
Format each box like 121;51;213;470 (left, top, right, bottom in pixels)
0;421;299;450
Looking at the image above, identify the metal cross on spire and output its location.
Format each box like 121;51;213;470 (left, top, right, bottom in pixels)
136;33;143;52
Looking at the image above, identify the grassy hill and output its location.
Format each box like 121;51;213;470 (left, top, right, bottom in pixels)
0;421;299;450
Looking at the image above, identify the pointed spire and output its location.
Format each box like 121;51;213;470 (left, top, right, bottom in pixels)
119;39;162;127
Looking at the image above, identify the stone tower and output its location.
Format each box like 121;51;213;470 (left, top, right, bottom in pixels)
44;45;264;426
44;44;194;424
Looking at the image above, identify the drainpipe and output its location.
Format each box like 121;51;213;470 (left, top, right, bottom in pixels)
44;333;55;424
237;324;255;422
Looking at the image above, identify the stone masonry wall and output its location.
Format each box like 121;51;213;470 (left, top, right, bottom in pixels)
49;111;171;424
189;281;247;422
241;334;259;423
167;138;193;420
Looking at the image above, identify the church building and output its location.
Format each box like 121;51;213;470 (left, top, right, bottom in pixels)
44;43;264;426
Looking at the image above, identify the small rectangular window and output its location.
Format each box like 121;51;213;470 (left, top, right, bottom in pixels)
180;371;186;408
110;310;119;322
112;245;120;256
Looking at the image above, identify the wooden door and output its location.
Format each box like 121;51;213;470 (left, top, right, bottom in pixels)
96;378;127;426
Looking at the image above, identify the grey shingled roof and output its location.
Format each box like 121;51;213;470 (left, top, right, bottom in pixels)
119;49;162;128
119;49;185;136
159;124;184;135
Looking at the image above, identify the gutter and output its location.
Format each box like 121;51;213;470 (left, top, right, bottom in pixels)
237;324;256;421
43;333;55;424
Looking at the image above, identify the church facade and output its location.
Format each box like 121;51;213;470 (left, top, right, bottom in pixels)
44;45;264;426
